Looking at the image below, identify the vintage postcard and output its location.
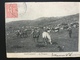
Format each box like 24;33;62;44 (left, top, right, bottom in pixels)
5;2;80;58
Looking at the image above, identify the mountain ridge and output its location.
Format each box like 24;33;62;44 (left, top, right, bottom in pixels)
6;13;79;28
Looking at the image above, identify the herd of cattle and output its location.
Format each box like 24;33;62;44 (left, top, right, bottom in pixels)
6;22;79;39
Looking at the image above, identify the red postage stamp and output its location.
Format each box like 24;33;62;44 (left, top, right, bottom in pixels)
5;4;18;18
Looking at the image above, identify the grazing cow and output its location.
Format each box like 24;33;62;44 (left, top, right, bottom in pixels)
54;27;60;32
16;30;25;38
60;27;64;30
70;22;79;28
63;25;69;30
47;29;51;33
16;30;22;38
42;30;52;44
23;29;28;38
51;27;55;32
27;29;32;37
15;28;32;38
59;23;69;30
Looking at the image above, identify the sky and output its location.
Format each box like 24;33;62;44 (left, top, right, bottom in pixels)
5;2;79;23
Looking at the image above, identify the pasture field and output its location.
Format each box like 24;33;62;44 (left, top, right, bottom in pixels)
6;27;78;52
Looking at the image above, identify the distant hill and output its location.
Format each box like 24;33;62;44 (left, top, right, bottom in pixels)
6;13;79;29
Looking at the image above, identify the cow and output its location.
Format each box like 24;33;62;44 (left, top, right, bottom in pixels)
70;22;79;28
16;30;22;38
23;29;28;38
54;27;60;32
42;29;52;45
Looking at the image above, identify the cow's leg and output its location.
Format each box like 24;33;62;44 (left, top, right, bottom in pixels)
33;37;37;43
22;33;24;38
69;33;72;38
24;33;27;38
46;38;50;44
23;33;25;38
26;33;28;37
58;29;59;32
36;37;39;43
43;38;45;43
20;34;22;38
47;36;52;44
49;39;52;44
43;38;47;44
34;38;36;42
16;34;18;37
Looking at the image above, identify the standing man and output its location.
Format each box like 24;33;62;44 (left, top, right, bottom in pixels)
67;27;72;38
24;29;28;38
33;28;40;43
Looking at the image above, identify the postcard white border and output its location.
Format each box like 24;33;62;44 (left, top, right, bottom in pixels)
6;2;80;58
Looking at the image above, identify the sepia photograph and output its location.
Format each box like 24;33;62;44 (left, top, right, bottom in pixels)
5;2;80;58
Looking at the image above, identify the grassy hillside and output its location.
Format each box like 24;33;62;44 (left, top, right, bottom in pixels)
6;13;79;30
6;13;79;52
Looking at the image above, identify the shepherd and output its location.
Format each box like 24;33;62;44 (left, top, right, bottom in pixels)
33;28;40;43
42;29;52;45
67;27;72;38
